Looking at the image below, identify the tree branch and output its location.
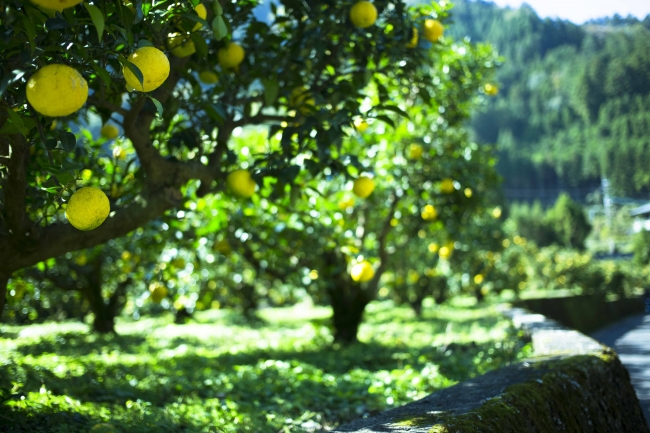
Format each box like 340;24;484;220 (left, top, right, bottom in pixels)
235;113;294;127
366;192;400;298
196;123;233;197
0;186;178;274
123;56;191;183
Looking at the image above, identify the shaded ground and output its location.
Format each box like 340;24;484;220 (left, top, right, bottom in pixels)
0;300;530;433
591;314;650;427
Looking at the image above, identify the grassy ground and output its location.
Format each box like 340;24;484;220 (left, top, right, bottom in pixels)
0;299;531;433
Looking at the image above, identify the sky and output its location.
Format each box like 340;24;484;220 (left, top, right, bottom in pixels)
491;0;650;24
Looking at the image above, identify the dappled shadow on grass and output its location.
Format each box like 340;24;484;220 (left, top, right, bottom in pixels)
2;337;520;412
13;332;149;358
1;302;527;432
0;408;92;433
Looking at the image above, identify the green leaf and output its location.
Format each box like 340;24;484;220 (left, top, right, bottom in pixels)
45;17;70;31
58;131;76;152
190;33;208;58
148;96;163;118
137;39;154;48
60;158;84;171
118;55;145;90
84;4;104;41
5;109;28;137
212;16;228;41
262;78;279;106
181;12;209;30
0;111;35;136
213;2;223;15
133;0;144;24
373;115;395;128
21;16;37;55
91;63;112;88
375;104;410;119
204;103;225;123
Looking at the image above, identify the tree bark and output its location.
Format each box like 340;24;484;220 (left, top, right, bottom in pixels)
75;261;130;334
330;285;369;344
0;273;8;322
474;286;485;303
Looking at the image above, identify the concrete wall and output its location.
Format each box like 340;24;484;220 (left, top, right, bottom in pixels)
514;294;644;334
333;308;648;433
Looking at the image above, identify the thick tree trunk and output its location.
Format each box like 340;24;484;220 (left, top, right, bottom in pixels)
330;285;369;345
78;260;124;334
409;299;423;318
474;286;485;303
0;273;8;322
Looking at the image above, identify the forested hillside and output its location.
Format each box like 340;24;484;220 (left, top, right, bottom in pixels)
443;0;650;199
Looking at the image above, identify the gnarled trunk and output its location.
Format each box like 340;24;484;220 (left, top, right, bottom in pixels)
77;260;128;334
330;285;369;345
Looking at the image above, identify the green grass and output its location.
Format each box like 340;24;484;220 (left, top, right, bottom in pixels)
0;299;531;432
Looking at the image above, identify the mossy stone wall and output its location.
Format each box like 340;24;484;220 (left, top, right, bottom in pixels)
513;294;644;334
334;307;648;433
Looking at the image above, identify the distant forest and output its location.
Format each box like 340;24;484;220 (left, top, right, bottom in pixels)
442;0;650;201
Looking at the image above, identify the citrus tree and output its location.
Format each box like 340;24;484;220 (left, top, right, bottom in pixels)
0;0;458;316
196;35;500;343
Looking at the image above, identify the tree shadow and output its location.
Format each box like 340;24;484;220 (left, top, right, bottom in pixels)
13;332;149;357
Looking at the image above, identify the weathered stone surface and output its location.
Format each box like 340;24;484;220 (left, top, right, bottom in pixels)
333;307;648;433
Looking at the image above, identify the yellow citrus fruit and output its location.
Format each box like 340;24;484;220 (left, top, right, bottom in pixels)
350;1;377;28
110;184;121;199
464;188;473;198
474;274;484;285
192;3;207;31
171;257;186;269
167;32;196;58
213;239;232;255
428;242;439;253
484;83;499;96
89;423;118;433
121;251;132;261
492;207;502;219
438;245;452;260
101;124;119;140
354;118;369;132
423;19;444;42
112;146;127;160
123;47;170;92
408;144;423;159
199;70;218;84
406;27;418;48
353;176;375;198
30;0;83;11
227;169;257;198
440;178;455;194
75;253;87;266
218;43;245;69
26;64;88;117
149;282;168;304
351;260;375;282
65;187;110;231
421;204;437;221
338;197;355;211
289;87;316;114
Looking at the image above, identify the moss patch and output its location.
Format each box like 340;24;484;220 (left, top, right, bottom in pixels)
427;350;647;432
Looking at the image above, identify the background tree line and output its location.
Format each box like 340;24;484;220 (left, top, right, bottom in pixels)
430;0;650;198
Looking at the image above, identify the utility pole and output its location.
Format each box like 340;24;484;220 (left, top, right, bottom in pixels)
601;178;614;254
